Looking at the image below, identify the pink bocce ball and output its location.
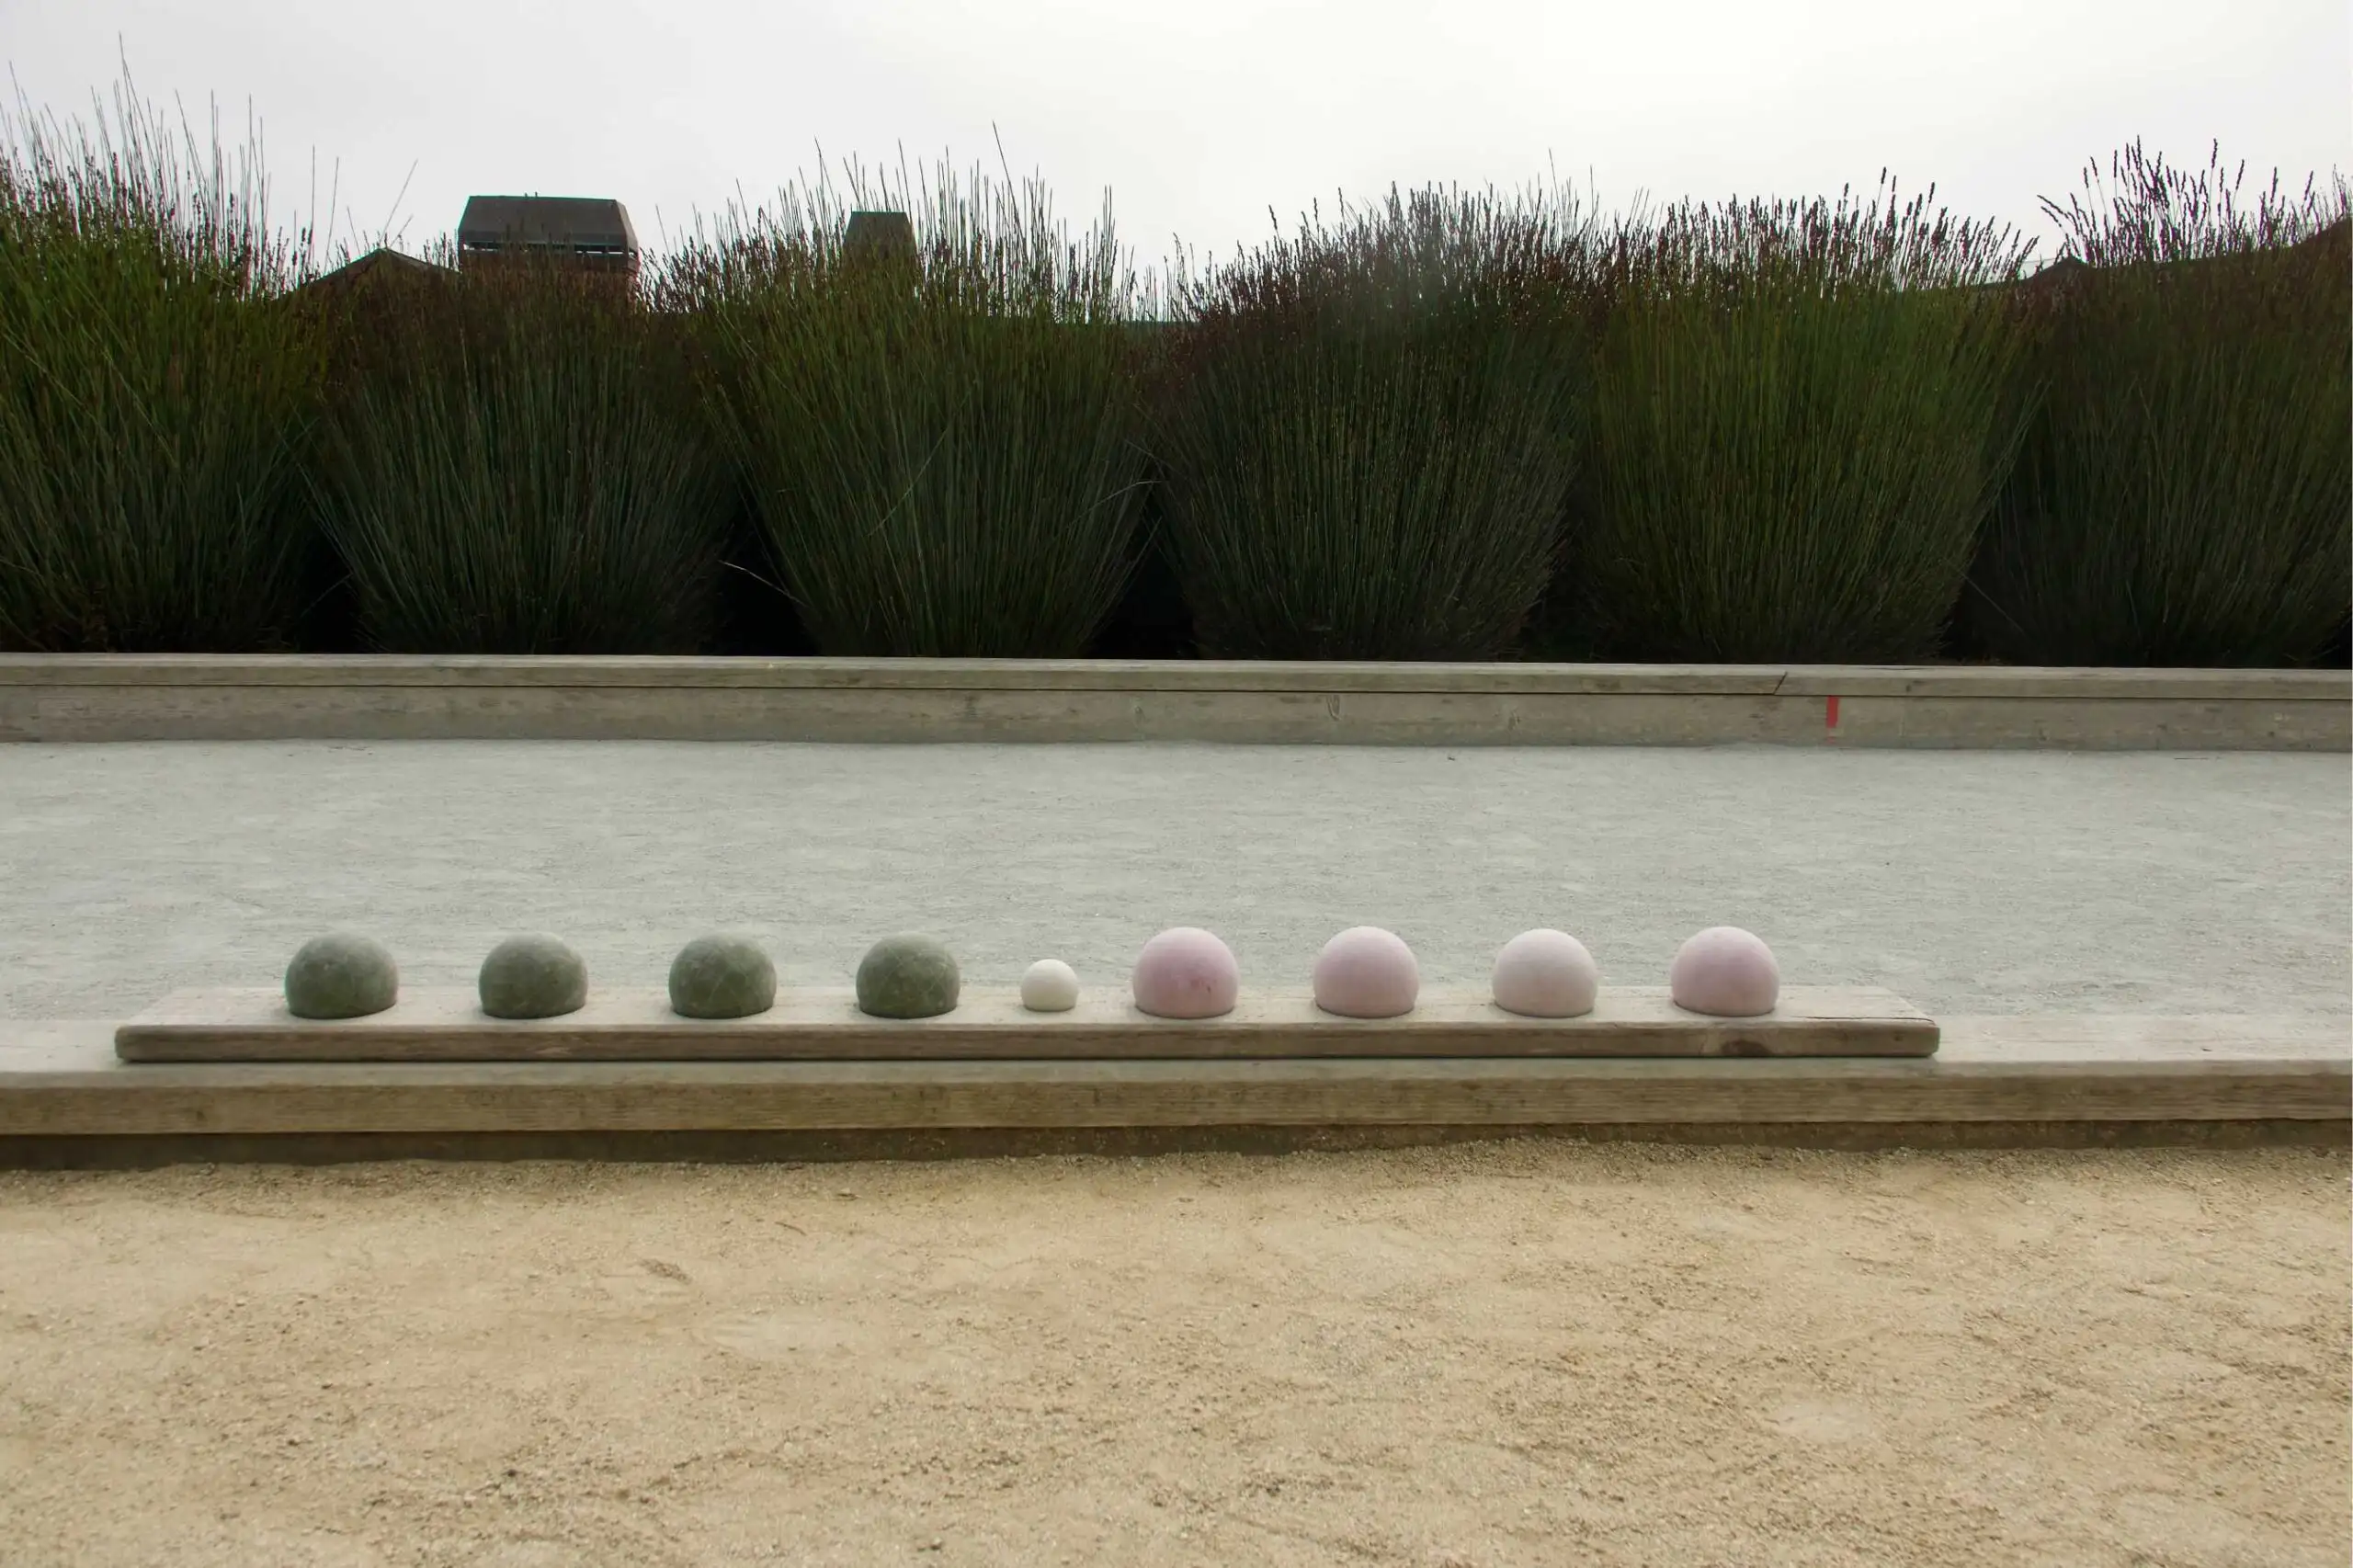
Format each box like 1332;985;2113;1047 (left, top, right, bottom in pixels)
1669;926;1780;1017
1491;928;1599;1018
1131;926;1240;1019
1312;926;1419;1018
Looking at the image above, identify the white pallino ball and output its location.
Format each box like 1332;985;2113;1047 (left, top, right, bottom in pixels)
1020;959;1081;1012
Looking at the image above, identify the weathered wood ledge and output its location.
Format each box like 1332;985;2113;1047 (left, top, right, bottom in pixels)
0;1016;2341;1162
1;656;2343;748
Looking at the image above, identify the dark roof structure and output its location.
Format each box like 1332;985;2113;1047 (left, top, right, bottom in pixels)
456;196;640;265
844;210;916;261
298;245;456;296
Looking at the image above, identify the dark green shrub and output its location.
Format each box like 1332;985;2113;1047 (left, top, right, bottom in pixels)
672;165;1148;656
0;81;326;651
1970;144;2350;666
1154;187;1586;660
1086;463;1198;657
1563;183;2030;662
306;253;725;653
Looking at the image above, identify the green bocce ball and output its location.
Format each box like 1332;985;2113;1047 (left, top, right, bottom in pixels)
479;934;588;1019
284;933;399;1020
668;934;777;1019
854;934;960;1019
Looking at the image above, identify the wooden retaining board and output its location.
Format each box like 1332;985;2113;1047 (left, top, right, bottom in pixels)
113;985;1938;1063
6;654;2344;750
6;1017;2337;1145
10;1047;2342;1142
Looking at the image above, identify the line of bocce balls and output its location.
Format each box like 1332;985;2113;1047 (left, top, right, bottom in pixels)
280;924;1785;1023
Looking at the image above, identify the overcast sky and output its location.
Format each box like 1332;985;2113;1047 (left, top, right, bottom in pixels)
7;0;2347;274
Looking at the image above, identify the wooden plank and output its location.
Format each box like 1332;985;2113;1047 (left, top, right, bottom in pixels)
30;1014;2340;1074
1;1055;2342;1139
6;673;2341;748
112;985;1938;1063
0;654;1793;695
2;686;1820;746
1776;665;2347;701
6;1119;2342;1166
4;653;2340;701
1938;1014;2349;1062
6;1014;2343;1142
1824;696;2347;751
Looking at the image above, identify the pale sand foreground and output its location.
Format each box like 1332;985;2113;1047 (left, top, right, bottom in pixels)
0;1144;2345;1568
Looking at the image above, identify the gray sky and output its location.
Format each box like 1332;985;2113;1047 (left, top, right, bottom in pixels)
8;0;2348;273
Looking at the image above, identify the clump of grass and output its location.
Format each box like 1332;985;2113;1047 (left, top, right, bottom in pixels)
0;76;327;651
305;250;726;653
669;162;1149;656
1561;180;2031;662
1154;186;1588;660
1968;142;2350;666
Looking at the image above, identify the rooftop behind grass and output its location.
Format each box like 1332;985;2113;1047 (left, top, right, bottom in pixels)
1969;143;2351;667
670;164;1149;657
0;79;326;651
1154;186;1589;660
1557;181;2032;663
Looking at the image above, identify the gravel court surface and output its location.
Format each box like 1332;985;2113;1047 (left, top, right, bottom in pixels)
0;741;2344;1022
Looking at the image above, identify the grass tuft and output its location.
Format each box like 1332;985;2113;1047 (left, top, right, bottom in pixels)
1155;185;1589;660
1558;179;2031;663
305;252;725;653
668;162;1149;656
0;74;327;651
1968;142;2350;666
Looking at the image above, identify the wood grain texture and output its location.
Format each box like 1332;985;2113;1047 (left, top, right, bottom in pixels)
0;687;1812;746
4;1119;2343;1168
3;656;2340;748
5;1013;2343;1139
4;653;2342;699
0;1055;2342;1138
112;986;1938;1062
1938;1014;2350;1062
0;655;1792;694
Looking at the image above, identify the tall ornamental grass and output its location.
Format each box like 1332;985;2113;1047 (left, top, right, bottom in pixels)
1563;182;2031;662
1969;143;2350;666
671;165;1149;656
1155;187;1587;660
0;80;325;651
305;253;726;653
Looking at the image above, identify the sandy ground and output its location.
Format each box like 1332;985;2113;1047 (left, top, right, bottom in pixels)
0;743;2346;1021
0;1142;2344;1568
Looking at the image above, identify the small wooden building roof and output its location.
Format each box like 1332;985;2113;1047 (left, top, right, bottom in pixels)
298;246;456;295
